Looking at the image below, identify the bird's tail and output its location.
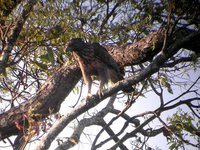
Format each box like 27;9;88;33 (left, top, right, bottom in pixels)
110;73;134;93
118;75;134;93
122;85;134;93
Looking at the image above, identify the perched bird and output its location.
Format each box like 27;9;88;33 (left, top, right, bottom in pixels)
66;38;132;98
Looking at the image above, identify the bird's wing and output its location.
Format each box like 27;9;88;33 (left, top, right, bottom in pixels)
91;42;121;73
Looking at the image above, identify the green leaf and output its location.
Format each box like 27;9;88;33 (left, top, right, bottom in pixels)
47;47;55;66
51;39;57;45
159;76;173;94
33;61;48;71
40;54;49;63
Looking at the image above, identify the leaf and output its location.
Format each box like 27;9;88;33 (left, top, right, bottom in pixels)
51;38;57;45
159;77;173;94
33;61;48;71
47;47;55;66
40;54;49;63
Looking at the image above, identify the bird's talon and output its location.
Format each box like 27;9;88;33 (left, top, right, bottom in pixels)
97;90;104;98
86;93;93;100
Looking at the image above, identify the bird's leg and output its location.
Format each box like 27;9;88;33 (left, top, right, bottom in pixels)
98;81;103;97
82;74;93;100
97;68;110;97
97;77;106;98
79;63;93;99
86;78;92;99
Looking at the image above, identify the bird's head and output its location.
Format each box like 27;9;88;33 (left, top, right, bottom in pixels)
66;38;86;52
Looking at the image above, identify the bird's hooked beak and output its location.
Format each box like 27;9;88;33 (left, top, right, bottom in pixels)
65;41;74;52
65;38;84;52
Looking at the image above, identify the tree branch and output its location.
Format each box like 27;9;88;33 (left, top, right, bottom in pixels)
98;2;120;35
0;64;81;140
55;95;115;150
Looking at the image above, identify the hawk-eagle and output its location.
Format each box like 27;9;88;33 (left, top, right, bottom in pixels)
66;38;132;98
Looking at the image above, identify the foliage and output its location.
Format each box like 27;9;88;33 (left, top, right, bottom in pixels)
166;108;199;149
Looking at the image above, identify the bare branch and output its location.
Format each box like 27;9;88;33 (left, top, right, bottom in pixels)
98;2;120;35
163;55;198;68
164;76;200;106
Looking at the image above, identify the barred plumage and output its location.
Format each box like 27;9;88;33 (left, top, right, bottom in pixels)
66;38;132;98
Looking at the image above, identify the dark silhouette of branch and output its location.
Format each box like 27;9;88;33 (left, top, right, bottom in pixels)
98;2;120;35
163;55;198;68
54;95;116;150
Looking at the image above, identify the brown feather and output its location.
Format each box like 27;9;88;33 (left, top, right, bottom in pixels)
66;38;133;97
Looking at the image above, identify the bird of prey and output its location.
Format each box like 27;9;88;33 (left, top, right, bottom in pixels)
66;38;132;98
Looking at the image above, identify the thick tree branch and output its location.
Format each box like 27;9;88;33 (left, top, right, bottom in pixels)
105;27;166;66
0;64;81;140
55;96;115;150
100;121;129;150
106;27;200;67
